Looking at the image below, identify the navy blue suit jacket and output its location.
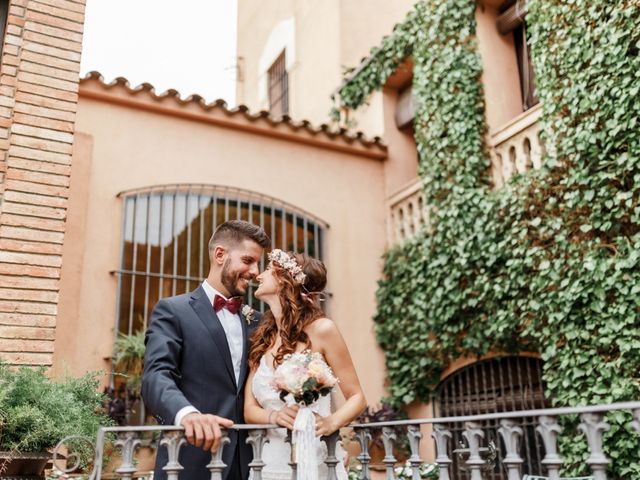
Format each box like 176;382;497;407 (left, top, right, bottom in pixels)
141;286;259;480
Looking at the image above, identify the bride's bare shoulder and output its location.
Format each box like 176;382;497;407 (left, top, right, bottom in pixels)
306;317;340;339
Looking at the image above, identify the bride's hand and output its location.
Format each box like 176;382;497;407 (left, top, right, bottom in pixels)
274;405;299;429
315;414;340;437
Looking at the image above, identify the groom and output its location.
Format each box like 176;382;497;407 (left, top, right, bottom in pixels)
142;220;270;480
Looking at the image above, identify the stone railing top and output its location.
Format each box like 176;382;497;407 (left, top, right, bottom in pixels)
490;103;543;147
351;400;640;428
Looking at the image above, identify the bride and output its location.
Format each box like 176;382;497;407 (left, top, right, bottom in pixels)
244;249;367;479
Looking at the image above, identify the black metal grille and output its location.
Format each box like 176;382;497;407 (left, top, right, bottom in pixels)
434;356;548;479
114;184;327;336
268;51;289;117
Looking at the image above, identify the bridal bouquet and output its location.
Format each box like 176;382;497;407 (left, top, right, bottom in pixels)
272;350;338;406
272;351;338;480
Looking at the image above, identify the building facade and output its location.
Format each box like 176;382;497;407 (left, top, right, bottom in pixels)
0;0;548;421
49;72;391;405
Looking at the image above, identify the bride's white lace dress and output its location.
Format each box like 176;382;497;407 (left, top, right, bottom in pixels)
250;356;349;480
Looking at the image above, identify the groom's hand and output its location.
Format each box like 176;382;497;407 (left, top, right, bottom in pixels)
181;413;234;452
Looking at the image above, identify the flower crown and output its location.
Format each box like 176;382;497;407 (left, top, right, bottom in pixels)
268;249;307;284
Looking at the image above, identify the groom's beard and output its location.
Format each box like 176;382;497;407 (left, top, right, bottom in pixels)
221;258;250;297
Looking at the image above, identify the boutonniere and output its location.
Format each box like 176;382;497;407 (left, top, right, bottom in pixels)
241;305;256;324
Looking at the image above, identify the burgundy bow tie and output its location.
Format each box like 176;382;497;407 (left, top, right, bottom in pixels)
213;295;242;314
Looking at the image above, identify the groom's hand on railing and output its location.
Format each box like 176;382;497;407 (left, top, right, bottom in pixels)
180;413;234;452
274;405;299;429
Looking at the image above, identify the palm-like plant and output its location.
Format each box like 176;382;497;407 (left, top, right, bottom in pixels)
113;331;146;398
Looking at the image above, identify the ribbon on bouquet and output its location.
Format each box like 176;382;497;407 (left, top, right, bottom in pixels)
292;404;320;480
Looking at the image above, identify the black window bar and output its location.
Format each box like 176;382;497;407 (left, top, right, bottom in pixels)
434;356;548;480
268;50;289;117
110;184;327;424
113;184;327;336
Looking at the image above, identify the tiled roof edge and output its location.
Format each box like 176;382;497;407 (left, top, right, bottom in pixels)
80;71;386;149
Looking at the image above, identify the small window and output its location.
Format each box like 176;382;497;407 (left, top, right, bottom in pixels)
513;23;538;110
497;0;539;111
268;51;289;117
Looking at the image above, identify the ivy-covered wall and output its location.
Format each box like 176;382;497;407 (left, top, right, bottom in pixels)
338;0;640;477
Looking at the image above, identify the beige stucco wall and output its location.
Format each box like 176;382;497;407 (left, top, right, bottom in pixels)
381;88;419;198
236;0;342;125
52;93;390;404
338;0;418;69
236;0;418;130
475;3;523;132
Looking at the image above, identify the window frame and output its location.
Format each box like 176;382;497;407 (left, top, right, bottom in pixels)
497;0;539;111
113;183;328;336
267;50;289;117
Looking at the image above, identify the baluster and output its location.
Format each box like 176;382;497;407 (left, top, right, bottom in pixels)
492;152;504;188
285;430;297;480
537;415;563;480
323;431;340;480
354;427;372;480
407;425;422;480
431;425;452;480
498;419;523;480
630;408;640;434
462;422;484;480
160;430;187;480
114;431;141;480
206;431;230;480
402;202;412;240
578;413;610;480
381;426;398;480
500;146;512;181
531;130;543;169
247;429;269;480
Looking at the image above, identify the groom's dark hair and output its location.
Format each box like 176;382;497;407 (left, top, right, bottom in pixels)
209;220;270;253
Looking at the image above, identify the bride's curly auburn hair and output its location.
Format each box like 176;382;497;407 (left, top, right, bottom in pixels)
248;252;327;371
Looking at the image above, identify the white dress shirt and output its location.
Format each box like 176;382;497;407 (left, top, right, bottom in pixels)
174;280;245;426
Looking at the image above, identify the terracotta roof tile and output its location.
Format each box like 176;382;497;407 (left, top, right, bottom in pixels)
80;71;386;151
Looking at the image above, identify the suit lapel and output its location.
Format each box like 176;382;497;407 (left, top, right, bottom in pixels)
189;286;237;389
237;306;249;389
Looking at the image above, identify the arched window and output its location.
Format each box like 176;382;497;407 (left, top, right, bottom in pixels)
434;356;547;480
114;184;328;336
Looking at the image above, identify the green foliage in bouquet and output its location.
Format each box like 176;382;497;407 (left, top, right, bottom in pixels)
337;0;640;477
278;377;333;406
0;363;112;462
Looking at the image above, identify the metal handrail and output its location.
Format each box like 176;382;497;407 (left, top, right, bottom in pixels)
350;400;640;429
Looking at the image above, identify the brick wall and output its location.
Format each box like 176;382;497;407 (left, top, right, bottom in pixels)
0;0;86;366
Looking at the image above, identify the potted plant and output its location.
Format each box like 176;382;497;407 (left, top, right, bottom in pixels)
110;331;147;425
113;331;146;398
350;402;411;470
105;331;156;476
0;362;112;478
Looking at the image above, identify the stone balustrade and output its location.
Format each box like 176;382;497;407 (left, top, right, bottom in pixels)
53;401;640;480
387;178;430;245
490;105;545;188
387;106;547;245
